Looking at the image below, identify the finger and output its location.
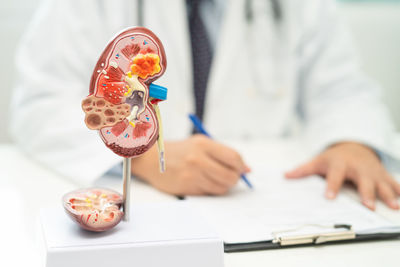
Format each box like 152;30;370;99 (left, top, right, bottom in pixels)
384;174;400;196
174;171;204;196
201;155;240;187
377;181;399;210
204;141;248;174
325;164;346;199
180;153;228;195
197;175;229;195
285;158;321;179
244;165;252;173
357;177;376;210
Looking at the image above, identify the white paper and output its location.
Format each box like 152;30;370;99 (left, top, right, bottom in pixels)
187;168;400;243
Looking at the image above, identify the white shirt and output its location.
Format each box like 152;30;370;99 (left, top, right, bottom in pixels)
9;0;399;185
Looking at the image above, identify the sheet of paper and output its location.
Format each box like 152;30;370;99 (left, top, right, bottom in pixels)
187;168;400;243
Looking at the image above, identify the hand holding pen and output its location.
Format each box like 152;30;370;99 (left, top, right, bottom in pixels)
189;114;253;189
131;121;251;195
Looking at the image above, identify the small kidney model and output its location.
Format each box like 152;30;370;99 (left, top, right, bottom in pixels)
64;27;167;232
63;188;124;232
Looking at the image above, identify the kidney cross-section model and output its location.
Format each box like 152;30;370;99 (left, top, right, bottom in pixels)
63;188;124;232
82;27;167;159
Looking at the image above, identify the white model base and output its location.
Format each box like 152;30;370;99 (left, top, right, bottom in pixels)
39;202;224;267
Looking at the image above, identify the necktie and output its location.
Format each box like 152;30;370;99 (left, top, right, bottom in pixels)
188;0;213;124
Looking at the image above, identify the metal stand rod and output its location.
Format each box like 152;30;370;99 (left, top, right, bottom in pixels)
122;157;131;221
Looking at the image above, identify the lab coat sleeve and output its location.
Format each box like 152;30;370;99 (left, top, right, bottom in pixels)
297;0;399;163
9;0;135;185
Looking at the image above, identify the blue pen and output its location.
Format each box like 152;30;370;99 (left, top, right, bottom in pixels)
188;113;253;189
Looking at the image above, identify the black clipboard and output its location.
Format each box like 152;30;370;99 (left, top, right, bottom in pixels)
223;224;400;253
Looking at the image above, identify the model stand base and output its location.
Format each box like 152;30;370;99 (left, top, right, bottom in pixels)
39;202;224;267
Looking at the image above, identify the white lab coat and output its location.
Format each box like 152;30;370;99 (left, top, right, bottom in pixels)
10;0;398;185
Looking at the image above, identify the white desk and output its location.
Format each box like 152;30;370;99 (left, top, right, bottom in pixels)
1;139;400;267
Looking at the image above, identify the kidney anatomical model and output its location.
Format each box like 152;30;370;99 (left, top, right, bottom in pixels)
64;27;167;232
82;27;167;159
63;188;124;232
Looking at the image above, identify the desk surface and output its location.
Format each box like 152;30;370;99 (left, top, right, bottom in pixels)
1;139;400;267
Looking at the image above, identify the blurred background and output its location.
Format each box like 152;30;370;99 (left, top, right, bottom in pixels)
0;0;399;143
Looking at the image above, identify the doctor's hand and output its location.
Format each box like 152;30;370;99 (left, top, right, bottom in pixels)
131;134;250;196
285;142;400;211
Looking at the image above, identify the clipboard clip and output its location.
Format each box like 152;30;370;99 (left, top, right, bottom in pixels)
272;224;356;246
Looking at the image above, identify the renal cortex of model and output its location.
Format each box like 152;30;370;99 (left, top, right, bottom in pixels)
82;27;167;171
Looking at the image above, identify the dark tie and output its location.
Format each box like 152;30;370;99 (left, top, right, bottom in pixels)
188;0;213;124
